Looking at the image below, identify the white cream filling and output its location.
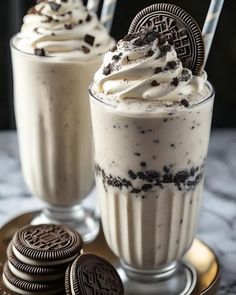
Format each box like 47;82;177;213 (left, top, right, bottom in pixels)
8;261;64;282
12;245;77;266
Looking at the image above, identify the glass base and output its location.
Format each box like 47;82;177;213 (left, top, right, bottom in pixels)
31;204;100;243
118;261;197;295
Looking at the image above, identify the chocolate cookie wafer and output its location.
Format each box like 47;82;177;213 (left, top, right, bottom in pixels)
128;3;205;75
65;263;72;295
3;263;64;295
12;224;83;266
7;246;66;282
65;253;124;295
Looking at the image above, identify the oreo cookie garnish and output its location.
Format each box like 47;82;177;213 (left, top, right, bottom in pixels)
128;3;205;75
123;34;137;42
65;254;124;295
84;34;95;46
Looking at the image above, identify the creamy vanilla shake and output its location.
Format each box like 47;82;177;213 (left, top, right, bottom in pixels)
11;0;114;207
90;31;214;269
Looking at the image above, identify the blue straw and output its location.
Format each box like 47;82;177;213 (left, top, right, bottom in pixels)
202;0;225;65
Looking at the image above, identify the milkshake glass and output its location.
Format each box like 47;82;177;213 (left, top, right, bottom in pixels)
11;0;114;242
90;29;214;293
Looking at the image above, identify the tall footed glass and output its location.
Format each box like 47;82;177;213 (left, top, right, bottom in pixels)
10;41;102;243
90;82;214;294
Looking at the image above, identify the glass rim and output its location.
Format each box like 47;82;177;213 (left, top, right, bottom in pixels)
89;81;215;114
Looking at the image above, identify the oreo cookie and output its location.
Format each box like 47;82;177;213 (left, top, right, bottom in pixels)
2;263;64;295
12;224;83;266
65;253;124;295
65;263;72;295
2;224;83;294
7;246;66;282
128;3;205;75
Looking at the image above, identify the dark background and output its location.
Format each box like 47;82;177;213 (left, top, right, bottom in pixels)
0;0;235;130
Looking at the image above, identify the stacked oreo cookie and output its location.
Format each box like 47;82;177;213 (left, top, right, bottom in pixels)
2;224;83;295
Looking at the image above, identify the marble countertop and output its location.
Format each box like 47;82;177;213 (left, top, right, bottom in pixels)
0;130;235;294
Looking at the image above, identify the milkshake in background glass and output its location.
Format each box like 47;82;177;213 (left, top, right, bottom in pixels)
90;21;214;294
11;0;114;242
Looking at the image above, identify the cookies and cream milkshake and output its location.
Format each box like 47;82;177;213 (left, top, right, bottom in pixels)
11;0;114;208
90;30;214;269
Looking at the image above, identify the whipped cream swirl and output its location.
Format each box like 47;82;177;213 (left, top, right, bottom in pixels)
15;0;113;59
94;31;207;105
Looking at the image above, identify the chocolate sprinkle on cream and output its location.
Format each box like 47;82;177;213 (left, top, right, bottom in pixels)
86;14;92;22
46;16;53;23
64;24;73;30
34;48;45;56
82;46;90;54
158;35;167;46
103;63;112;76
145;31;159;42
147;50;154;57
112;54;121;61
133;38;144;47
159;44;172;57
95;162;205;193
111;45;117;52
180;99;190;107
165;61;178;70
154;67;162;74
179;69;191;82
171;77;179;86
84;34;95;46
132;31;159;47
151;80;160;87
